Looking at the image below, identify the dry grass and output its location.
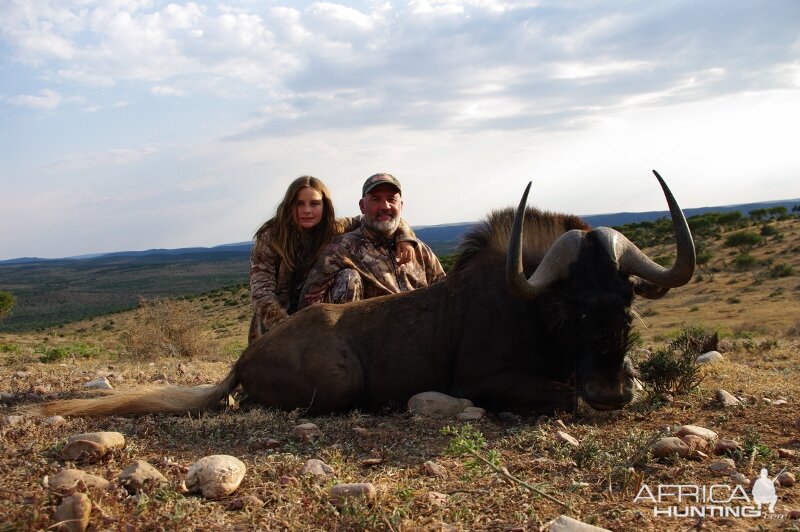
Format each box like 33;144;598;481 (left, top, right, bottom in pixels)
0;220;798;531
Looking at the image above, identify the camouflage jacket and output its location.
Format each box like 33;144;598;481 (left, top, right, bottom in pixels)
299;225;446;309
249;217;416;341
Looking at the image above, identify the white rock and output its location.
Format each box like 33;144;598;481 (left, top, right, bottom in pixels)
772;399;788;405
407;391;473;417
676;425;718;442
696;351;724;365
708;459;736;472
293;423;322;442
546;515;611;531
329;483;377;509
2;415;26;427
53;492;91;532
185;455;246;499
715;389;741;407
83;376;112;390
422;461;446;477
714;438;742;455
44;415;67;427
68;432;125;450
300;459;335;477
730;472;750;487
555;431;580;447
650;437;690;458
457;407;485;421
49;469;110;493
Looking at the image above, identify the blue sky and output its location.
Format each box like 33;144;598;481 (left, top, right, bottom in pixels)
1;0;799;260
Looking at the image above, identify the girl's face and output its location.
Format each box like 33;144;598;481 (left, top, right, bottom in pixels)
294;186;324;230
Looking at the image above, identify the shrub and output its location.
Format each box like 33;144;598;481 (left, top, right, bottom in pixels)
759;224;779;237
122;297;208;359
637;327;710;397
732;253;757;271
768;263;794;279
37;343;103;363
723;231;762;252
0;290;15;321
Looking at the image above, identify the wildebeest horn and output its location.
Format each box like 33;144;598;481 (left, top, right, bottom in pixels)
506;182;584;300
591;170;695;288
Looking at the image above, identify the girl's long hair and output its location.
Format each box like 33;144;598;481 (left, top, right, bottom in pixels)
254;176;336;271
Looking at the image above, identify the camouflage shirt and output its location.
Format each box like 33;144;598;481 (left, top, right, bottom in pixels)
299;225;446;308
249;217;416;341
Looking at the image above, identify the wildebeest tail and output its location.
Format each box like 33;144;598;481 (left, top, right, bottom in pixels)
23;369;239;417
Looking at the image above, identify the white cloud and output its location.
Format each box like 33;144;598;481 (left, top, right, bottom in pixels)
43;144;162;172
7;88;62;110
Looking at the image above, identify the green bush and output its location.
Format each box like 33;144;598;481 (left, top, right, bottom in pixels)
37;342;103;363
637;327;710;397
732;253;757;271
724;231;762;252
768;263;794;278
0;290;15;321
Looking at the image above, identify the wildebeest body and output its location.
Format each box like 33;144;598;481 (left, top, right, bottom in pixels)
29;171;694;418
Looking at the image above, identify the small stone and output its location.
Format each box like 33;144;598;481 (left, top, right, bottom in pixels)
352;427;371;437
49;469;110;493
422;461;446;478
696;351;724;365
715;389;741;407
546;514;611;531
772;399;788;405
34;384;52;394
293;423;322;442
0;391;14;402
777;448;797;458
329;482;377;509
457;407;486;421
708;459;736;472
555;431;580;447
788;509;800;519
681;435;709;453
52;492;91;532
45;415;67;427
177;363;189;374
249;438;281;451
361;457;383;467
407;391;473;417
61;440;107;463
3;415;26;427
68;432;125;450
676;425;718;442
650;437;690;458
730;472;749;487
279;475;299;485
185;455;246;499
118;460;169;494
416;491;448;507
228;495;263;510
777;472;796;488
714;438;743;455
83;376;112;390
301;458;335;477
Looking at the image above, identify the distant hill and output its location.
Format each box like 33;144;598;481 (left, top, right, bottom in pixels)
1;197;797;331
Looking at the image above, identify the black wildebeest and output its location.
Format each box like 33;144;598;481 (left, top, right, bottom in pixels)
32;170;694;417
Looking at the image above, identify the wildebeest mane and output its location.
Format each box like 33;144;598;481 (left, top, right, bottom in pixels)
452;206;590;273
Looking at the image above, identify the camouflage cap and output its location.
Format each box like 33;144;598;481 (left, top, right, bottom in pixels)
362;173;402;197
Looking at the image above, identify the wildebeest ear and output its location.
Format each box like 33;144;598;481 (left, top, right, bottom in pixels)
631;277;670;300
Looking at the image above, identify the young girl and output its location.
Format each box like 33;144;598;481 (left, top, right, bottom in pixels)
248;176;415;343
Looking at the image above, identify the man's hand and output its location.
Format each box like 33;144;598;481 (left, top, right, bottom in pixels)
395;241;415;265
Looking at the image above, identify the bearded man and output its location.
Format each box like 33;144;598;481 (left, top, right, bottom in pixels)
300;173;445;307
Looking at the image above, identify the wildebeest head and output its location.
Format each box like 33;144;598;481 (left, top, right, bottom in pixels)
507;171;695;410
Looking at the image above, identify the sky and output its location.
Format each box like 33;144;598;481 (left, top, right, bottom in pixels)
1;0;799;260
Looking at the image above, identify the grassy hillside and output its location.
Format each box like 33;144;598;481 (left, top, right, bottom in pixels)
0;252;249;332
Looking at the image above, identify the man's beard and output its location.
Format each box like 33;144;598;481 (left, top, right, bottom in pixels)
365;215;400;236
